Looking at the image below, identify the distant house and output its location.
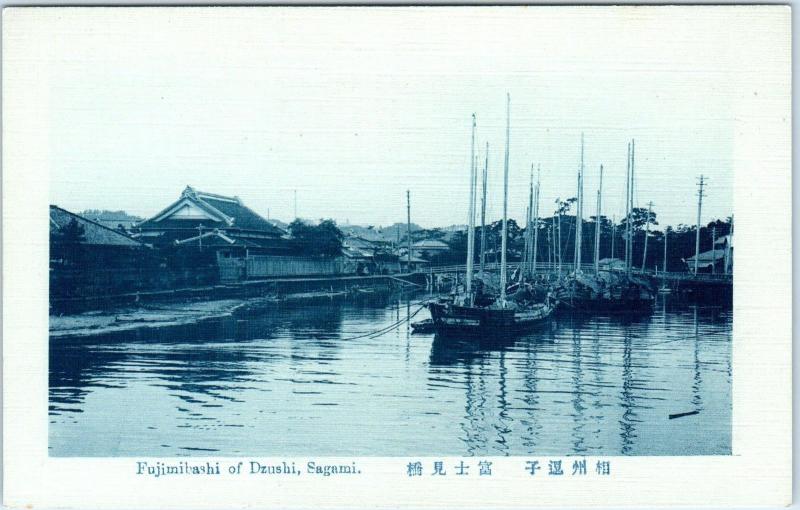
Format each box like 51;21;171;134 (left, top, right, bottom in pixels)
50;205;146;257
342;237;376;275
79;210;143;231
684;249;726;273
50;205;153;300
715;234;734;273
135;186;289;256
342;235;401;275
598;258;626;271
412;239;449;253
399;254;429;273
410;239;450;264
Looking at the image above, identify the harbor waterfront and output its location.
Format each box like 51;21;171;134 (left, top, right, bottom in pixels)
4;6;790;509
50;292;731;457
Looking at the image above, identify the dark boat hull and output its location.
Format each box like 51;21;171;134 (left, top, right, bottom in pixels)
554;273;656;313
427;302;552;337
556;296;655;313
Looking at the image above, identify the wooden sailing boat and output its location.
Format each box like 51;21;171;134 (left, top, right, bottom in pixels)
428;95;554;337
554;138;655;312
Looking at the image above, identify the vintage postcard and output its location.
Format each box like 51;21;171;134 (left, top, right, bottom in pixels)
2;5;791;509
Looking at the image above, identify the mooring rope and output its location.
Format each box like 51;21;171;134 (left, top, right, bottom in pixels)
331;304;427;341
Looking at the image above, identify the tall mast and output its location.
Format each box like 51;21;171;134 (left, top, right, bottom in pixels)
521;205;530;282
526;165;534;278
479;142;488;274
574;133;584;273
465;114;477;295
594;164;603;274
624;143;631;272
500;93;510;305
629;139;636;274
626;141;635;276
532;164;540;276
556;200;562;276
406;190;412;268
611;214;616;261
694;175;705;274
642;200;653;270
663;227;668;273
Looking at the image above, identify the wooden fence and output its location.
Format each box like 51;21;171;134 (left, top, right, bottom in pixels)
246;255;346;278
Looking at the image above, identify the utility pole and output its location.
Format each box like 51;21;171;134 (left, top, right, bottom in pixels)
406;190;412;269
642;201;653;270
465;114;477;295
594;164;603;274
480;142;488;275
694;175;705;274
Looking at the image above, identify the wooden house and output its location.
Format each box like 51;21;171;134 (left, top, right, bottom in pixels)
49;205;155;300
135;186;289;253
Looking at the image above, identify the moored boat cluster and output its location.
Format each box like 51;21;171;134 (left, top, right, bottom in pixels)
423;94;656;338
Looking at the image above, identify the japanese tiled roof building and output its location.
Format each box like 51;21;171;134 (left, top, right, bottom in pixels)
136;186;288;253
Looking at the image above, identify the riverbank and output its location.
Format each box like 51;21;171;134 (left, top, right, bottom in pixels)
50;273;427;314
49;280;429;339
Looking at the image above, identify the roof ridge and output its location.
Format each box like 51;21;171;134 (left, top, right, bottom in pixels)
50;205;145;245
195;190;241;203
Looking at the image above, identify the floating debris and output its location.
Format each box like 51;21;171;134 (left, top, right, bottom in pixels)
669;410;700;420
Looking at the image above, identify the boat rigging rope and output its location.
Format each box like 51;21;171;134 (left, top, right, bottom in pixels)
329;304;427;341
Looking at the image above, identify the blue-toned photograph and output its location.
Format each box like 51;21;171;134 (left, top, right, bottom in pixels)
48;8;733;457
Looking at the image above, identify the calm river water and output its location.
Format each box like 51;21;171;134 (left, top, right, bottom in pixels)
50;294;732;457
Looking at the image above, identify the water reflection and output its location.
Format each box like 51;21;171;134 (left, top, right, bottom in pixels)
50;296;732;457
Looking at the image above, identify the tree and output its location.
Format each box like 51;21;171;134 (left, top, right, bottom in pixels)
555;197;577;216
289;219;344;257
53;219;86;244
51;219;87;265
621;207;658;232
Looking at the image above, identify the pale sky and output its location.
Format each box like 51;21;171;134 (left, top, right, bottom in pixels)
39;7;746;228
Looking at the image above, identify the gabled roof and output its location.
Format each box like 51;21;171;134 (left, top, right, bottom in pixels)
174;230;267;249
412;239;449;249
50;205;145;247
714;234;733;247
598;257;626;270
342;246;374;259
138;186;284;236
344;235;379;250
685;248;726;268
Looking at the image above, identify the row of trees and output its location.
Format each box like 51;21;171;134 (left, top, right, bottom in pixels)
287;219;345;257
436;209;733;272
